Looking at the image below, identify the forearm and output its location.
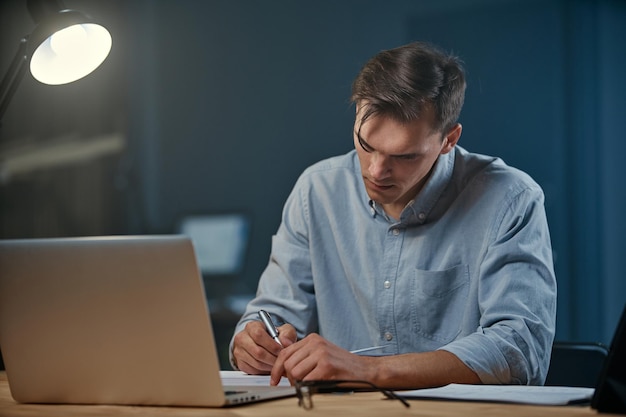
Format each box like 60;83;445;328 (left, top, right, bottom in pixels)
367;350;481;389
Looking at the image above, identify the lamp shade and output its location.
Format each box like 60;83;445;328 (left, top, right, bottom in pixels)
27;9;112;85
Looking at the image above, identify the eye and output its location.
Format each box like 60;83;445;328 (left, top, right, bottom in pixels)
394;154;417;161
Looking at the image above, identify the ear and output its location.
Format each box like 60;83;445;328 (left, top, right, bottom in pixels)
440;123;462;154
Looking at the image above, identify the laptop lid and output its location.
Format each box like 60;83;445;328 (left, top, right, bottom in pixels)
0;235;292;407
591;303;626;414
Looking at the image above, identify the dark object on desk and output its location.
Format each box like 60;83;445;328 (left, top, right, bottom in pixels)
294;380;410;410
591;304;626;414
545;341;608;388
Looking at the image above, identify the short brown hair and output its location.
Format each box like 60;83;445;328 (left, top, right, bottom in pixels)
351;41;466;135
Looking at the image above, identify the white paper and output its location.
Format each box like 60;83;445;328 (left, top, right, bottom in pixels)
399;384;595;406
220;370;292;387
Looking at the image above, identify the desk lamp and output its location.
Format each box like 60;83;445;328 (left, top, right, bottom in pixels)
0;0;112;124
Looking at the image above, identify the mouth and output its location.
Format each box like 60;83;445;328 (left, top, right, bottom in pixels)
365;177;393;191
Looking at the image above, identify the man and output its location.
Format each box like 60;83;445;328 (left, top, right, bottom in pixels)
230;41;557;389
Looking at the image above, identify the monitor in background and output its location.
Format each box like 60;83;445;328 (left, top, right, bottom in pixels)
178;214;250;276
178;214;250;309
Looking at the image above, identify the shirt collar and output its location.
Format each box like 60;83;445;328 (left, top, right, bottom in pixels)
403;147;455;225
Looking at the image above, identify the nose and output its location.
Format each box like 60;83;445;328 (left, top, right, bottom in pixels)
368;152;391;180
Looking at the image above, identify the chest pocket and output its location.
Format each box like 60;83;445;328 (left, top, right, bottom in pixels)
410;264;469;344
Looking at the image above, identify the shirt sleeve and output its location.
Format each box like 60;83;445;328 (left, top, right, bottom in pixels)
439;185;557;385
229;174;317;368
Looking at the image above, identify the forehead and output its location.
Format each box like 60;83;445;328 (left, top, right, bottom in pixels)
355;110;440;154
355;100;438;129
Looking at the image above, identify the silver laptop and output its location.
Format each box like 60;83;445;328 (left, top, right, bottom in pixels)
0;235;294;407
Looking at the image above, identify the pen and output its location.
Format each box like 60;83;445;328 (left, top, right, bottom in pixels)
258;310;283;347
350;345;387;354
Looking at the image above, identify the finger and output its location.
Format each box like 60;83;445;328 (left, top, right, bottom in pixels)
236;355;272;375
249;321;284;356
232;338;273;374
270;339;298;385
279;334;353;382
270;336;319;385
284;351;319;382
233;322;282;373
281;339;323;382
270;349;287;386
277;323;297;347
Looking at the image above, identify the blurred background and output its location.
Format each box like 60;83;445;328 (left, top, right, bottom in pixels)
1;0;625;369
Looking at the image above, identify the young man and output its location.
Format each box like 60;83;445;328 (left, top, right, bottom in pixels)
230;41;557;389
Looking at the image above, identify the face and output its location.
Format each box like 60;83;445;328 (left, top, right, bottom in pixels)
353;105;461;219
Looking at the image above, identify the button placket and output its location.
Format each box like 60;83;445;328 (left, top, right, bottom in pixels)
377;224;403;354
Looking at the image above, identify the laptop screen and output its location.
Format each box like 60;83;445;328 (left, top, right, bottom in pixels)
0;235;226;406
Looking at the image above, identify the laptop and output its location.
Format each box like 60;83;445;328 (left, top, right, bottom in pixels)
591;303;626;414
0;235;295;407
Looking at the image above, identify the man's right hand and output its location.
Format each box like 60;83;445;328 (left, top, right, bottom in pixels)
232;320;297;375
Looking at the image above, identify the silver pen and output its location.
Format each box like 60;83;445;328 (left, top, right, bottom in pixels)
350;345;387;354
258;310;283;347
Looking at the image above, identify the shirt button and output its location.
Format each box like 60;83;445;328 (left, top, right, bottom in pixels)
383;280;391;289
418;212;426;220
392;228;400;236
384;332;393;341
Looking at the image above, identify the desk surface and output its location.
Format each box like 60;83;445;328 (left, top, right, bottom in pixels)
0;372;616;417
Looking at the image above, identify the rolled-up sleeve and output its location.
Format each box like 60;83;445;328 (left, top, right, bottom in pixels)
440;186;557;385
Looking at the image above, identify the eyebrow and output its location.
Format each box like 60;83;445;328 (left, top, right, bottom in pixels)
356;132;374;152
356;131;419;159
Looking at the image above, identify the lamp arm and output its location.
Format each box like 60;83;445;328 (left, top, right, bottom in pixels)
0;37;30;125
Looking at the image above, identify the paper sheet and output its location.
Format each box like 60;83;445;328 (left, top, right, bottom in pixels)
220;370;292;387
398;384;595;406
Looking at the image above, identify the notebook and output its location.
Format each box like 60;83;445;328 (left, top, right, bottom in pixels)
0;235;295;407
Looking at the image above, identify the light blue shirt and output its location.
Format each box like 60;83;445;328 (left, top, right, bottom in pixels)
232;146;557;385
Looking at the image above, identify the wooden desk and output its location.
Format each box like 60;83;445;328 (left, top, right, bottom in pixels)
0;372;616;417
